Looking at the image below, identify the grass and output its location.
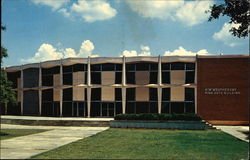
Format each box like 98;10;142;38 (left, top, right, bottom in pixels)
0;129;49;140
32;128;249;160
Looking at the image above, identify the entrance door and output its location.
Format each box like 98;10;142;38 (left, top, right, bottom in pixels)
101;102;114;117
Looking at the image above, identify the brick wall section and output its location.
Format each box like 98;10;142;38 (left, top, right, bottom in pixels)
197;57;249;124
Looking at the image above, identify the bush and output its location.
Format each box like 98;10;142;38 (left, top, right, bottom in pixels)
114;113;202;121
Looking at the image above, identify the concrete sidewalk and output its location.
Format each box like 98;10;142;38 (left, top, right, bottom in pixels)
0;124;109;159
215;125;249;142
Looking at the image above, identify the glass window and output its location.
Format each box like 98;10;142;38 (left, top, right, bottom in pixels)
136;63;149;71
126;64;135;71
162;63;170;70
149;72;157;84
171;102;184;114
150;63;158;71
185;88;194;101
115;72;122;84
185;102;195;113
91;88;101;101
171;62;185;70
161;102;170;113
73;64;85;72
102;63;115;71
115;88;122;101
186;71;195;83
62;102;73;117
90;102;101;117
42;66;60;75
91;72;101;84
63;88;72;101
149;102;158;113
149;88;158;101
63;73;72;85
42;75;53;86
186;63;195;70
126;88;135;101
126;102;135;114
162;88;170;101
115;102;122;115
116;64;122;71
136;102;149;114
162;71;170;84
63;65;72;73
126;72;135;84
91;64;101;71
42;89;53;102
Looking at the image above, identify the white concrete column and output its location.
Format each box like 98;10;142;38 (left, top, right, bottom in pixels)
157;55;162;114
87;56;91;117
59;59;63;117
20;65;23;115
122;87;126;114
38;62;42;116
122;56;126;114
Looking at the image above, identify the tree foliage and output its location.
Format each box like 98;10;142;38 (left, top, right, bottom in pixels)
1;26;17;105
208;0;250;38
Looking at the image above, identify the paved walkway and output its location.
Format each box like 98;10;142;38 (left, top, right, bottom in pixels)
0;124;109;159
215;125;249;142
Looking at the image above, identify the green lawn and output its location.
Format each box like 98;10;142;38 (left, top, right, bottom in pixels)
32;128;248;160
0;129;49;140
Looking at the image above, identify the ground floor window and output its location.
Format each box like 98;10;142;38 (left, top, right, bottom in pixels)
126;101;158;114
161;102;195;114
90;101;121;117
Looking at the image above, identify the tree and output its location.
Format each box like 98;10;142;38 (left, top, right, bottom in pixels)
207;0;249;38
1;26;17;114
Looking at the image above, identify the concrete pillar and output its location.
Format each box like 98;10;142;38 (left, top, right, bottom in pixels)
20;65;23;115
122;87;126;114
157;55;162;113
122;56;126;114
87;56;91;117
60;59;63;117
38;62;42;116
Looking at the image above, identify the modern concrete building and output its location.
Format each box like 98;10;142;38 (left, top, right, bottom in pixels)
1;55;249;125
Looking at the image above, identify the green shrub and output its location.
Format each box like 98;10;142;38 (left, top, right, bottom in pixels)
114;113;202;121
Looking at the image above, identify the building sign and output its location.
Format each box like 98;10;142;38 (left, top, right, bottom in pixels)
204;88;240;95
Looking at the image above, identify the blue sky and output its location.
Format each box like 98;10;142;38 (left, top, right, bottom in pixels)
2;0;249;67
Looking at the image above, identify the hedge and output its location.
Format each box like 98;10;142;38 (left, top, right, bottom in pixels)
114;113;202;121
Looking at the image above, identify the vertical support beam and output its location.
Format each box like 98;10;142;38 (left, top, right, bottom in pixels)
157;55;162;113
122;56;126;114
60;59;63;117
38;62;42;116
195;56;198;114
122;87;126;114
87;56;91;117
20;65;24;115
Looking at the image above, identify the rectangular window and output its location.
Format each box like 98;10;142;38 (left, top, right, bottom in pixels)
136;63;149;71
171;102;184;114
150;63;158;71
73;64;85;72
126;102;135;114
115;102;122;115
162;88;170;101
161;102;170;113
116;64;122;71
149;88;158;101
91;72;101;84
91;64;101;71
63;88;72;101
91;88;101;101
186;71;195;83
126;64;135;71
115;88;122;101
185;88;194;101
63;65;72;73
162;63;170;70
126;88;135;101
162;71;170;84
62;102;73;117
136;102;149;114
126;72;135;84
171;62;185;70
149;102;158;113
115;72;122;84
90;102;101;117
149;72;157;84
7;71;21;88
42;75;53;86
186;63;195;70
185;102;195;113
63;73;72;85
23;68;39;88
102;63;115;71
42;66;60;75
42;89;53;102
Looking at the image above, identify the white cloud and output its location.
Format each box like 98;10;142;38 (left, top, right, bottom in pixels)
213;22;242;47
176;1;213;26
126;0;213;26
58;8;71;18
164;46;209;56
21;40;99;63
120;45;151;57
71;0;117;22
31;0;69;10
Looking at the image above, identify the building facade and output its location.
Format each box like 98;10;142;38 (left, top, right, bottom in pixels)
1;55;249;125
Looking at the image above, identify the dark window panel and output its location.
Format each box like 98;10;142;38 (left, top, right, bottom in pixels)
149;102;158;113
126;88;135;101
90;102;101;117
63;65;73;73
23;68;39;88
23;90;39;115
171;62;185;70
102;63;115;71
53;102;60;117
63;88;72;101
185;88;195;101
136;102;149;114
73;64;85;72
126;72;135;84
186;71;195;83
162;63;170;70
115;102;122;115
162;71;170;84
42;89;53;102
149;72;157;84
91;72;101;84
7;71;20;88
91;88;101;101
171;102;184;114
63;73;72;85
185;102;195;113
161;102;170;114
126;64;135;71
150;63;158;71
186;63;195;70
6;102;21;115
162;88;170;101
136;63;149;71
126;102;135;114
102;103;115;117
91;64;101;71
42;75;53;86
115;88;122;101
42;66;60;75
116;64;122;71
41;102;53;116
149;88;158;101
115;72;122;84
62;102;73;117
